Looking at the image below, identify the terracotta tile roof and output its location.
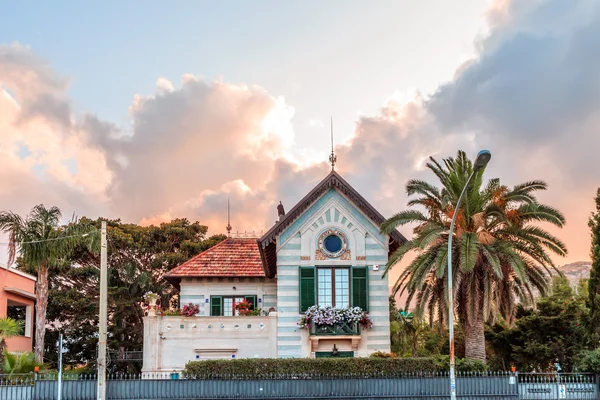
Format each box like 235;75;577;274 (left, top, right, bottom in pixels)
165;238;265;278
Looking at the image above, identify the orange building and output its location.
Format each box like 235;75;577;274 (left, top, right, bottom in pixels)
0;265;36;353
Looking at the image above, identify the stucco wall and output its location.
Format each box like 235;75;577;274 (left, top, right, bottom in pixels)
142;314;278;372
179;277;277;315
0;266;36;353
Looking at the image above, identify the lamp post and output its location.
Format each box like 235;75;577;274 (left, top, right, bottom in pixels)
447;150;491;400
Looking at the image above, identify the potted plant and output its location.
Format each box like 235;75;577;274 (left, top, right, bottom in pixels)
143;292;161;316
181;303;200;317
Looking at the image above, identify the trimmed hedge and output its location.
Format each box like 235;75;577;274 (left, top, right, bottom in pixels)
184;357;445;379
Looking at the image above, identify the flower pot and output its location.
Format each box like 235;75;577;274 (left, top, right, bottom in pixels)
147;297;158;317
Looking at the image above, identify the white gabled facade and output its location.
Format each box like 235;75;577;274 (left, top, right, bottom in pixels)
143;171;405;372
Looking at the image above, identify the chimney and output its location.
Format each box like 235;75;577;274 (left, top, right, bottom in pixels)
277;201;285;221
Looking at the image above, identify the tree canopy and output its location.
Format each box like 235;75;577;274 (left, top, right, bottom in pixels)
382;150;567;361
20;217;225;372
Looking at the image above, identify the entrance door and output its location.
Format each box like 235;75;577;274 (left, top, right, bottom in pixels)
315;351;354;358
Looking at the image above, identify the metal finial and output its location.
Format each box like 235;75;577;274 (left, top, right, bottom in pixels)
329;116;337;171
226;197;232;237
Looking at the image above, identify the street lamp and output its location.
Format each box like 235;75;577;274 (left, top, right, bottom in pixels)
447;150;491;400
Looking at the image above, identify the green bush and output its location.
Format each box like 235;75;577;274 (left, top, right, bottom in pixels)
576;349;600;373
432;355;488;372
183;357;441;379
369;351;397;358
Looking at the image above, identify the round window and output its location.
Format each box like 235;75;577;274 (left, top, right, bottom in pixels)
323;234;342;254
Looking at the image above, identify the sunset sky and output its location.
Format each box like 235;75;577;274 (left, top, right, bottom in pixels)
1;0;598;276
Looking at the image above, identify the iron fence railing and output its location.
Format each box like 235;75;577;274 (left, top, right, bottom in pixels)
0;371;598;399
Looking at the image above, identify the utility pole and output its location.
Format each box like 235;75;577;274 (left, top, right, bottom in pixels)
57;333;63;400
97;221;107;400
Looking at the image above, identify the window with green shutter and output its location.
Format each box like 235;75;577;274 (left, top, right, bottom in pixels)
244;295;258;310
299;267;316;313
351;267;369;311
210;296;222;316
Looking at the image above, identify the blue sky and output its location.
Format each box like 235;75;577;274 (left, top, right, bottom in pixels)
1;1;487;149
1;0;598;268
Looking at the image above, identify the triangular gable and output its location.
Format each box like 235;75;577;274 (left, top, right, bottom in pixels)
258;171;406;278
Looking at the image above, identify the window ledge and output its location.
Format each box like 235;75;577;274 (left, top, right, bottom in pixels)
308;335;361;352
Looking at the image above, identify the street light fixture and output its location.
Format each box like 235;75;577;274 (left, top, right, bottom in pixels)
447;150;491;400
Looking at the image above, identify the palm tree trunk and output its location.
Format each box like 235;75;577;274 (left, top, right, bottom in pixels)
463;312;486;362
0;339;6;372
34;264;49;363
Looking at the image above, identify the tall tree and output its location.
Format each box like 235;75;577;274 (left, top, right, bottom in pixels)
588;188;600;344
487;277;588;372
0;317;23;372
382;151;567;361
35;218;225;371
0;205;98;363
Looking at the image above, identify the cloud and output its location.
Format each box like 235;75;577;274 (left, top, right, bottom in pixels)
1;0;598;273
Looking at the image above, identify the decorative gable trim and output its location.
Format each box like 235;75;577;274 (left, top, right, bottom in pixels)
258;171;407;278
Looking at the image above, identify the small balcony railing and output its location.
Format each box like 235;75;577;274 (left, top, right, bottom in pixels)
310;322;360;336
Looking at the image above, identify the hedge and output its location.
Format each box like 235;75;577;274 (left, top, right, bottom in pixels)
183;357;454;379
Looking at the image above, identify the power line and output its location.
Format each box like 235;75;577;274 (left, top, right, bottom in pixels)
0;230;99;246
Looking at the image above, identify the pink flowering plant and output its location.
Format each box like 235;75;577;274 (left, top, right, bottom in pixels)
181;303;200;316
297;305;372;330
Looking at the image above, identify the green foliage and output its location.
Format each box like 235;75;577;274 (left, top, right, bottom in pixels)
0;205;99;362
432;355;488;372
382;151;567;361
0;317;24;372
369;351;397;358
486;277;589;372
183;357;442;378
22;217;225;372
389;296;447;358
588;188;600;344
3;351;44;374
575;349;600;373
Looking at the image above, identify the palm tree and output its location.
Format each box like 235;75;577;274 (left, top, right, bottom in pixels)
0;317;23;371
0;205;99;363
3;351;44;374
381;151;567;362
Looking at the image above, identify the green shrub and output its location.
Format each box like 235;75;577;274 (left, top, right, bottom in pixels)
369;351;397;358
576;349;600;373
183;357;441;379
432;356;488;372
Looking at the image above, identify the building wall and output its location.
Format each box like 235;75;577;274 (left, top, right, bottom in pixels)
179;277;277;315
276;189;391;358
0;266;36;353
142;314;278;372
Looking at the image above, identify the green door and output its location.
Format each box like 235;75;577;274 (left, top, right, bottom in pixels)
315;351;354;358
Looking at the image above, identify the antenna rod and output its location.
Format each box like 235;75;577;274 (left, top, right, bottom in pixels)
329;116;337;171
226;197;232;237
331;116;334;154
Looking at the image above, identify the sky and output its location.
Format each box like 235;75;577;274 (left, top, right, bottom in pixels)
1;0;598;279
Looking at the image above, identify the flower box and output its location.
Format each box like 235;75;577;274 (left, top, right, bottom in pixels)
298;306;373;334
311;321;360;336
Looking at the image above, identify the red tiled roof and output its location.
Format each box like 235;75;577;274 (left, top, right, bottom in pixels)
165;238;265;278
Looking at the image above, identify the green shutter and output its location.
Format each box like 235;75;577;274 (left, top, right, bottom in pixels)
245;295;258;310
210;296;222;316
299;267;316;313
352;267;369;311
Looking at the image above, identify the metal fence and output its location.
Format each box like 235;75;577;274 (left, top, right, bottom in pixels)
0;372;598;400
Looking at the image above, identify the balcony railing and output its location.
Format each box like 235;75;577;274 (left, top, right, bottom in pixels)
310;322;359;336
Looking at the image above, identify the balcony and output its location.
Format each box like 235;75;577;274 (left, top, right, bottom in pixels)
310;322;360;336
308;322;361;353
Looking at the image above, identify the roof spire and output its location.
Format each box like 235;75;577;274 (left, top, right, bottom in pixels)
329;116;337;171
226;197;232;237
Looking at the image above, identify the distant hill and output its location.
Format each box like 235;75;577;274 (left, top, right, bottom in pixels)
559;261;592;286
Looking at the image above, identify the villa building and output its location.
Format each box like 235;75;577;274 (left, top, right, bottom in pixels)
142;170;405;372
0;265;36;353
